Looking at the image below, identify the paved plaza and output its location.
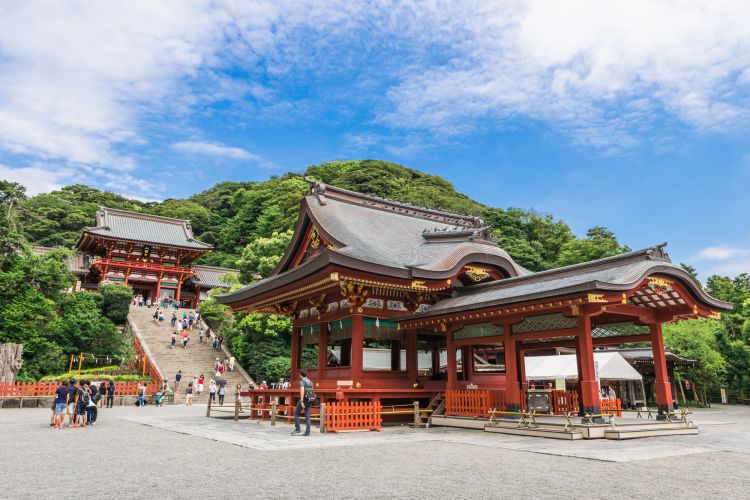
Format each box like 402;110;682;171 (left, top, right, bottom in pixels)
2;404;749;499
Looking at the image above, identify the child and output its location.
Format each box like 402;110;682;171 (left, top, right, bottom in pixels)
185;383;194;406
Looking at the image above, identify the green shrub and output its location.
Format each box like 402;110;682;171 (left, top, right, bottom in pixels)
100;283;133;323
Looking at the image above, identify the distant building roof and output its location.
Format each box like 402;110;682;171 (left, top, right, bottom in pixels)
78;208;212;250
192;265;239;289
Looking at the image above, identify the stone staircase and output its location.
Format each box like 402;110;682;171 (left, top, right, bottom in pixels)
129;306;253;403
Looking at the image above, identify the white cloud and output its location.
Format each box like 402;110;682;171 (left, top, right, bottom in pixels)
0;164;74;195
377;0;750;150
691;245;748;261
2;0;750;191
171;141;256;160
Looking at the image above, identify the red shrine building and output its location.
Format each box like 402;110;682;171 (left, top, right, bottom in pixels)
217;181;731;420
74;208;237;308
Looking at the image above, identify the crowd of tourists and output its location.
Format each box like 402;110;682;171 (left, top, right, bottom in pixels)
132;293;184;310
51;378;116;429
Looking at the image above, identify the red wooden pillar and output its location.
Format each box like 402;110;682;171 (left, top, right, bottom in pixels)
406;329;418;380
291;325;300;384
446;328;457;389
351;314;364;382
431;343;440;378
155;274;162;299
650;323;674;419
317;322;327;381
576;314;601;420
175;280;182;302
503;322;522;412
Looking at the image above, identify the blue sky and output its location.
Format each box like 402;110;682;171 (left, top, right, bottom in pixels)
0;1;749;279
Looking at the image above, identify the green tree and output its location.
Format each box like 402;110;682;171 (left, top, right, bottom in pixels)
58;292;125;356
663;319;727;393
99;283;133;324
556;226;630;266
237;229;293;281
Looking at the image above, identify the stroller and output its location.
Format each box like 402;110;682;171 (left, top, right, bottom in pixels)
154;391;165;407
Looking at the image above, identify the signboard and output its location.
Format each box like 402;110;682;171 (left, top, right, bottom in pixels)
141;245;152;258
554;377;565;391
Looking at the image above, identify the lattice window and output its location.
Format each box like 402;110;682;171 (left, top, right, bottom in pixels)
453;322;503;340
592;322;649;338
512;313;577;334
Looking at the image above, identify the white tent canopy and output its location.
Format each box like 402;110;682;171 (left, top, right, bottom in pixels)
524;352;642;381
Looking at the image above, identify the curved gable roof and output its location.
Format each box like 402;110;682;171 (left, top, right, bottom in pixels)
272;181;529;279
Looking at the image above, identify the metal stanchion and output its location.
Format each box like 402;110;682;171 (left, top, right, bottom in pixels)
206;396;212;418
234;398;240;421
271;401;277;426
413;401;420;427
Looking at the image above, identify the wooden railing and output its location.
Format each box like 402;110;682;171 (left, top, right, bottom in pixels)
326;401;382;432
0;380;159;397
550;390;579;414
129;319;163;391
445;389;508;417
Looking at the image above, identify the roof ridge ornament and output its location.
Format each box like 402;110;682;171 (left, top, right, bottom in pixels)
304;176;327;205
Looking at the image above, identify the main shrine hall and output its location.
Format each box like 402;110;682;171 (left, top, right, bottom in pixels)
217;181;731;420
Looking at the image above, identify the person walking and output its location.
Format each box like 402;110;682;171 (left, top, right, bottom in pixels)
197;374;204;395
199;327;205;344
171;312;177;328
208;379;217;403
158;311;165;326
73;381;89;428
106;381;115;408
212;336;218;351
218;383;226;406
217;334;224;350
53;380;69;429
170;331;177;349
292;369;313;436
188;312;195;330
233;383;242;402
181;331;189;349
229;356;235;372
174;371;182;393
185;383;194;406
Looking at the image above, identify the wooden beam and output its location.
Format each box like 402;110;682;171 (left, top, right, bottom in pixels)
512;328;578;341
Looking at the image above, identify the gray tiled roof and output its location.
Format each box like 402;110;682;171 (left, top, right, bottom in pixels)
193;265;239;288
302;189;529;277
405;246;732;318
83;208;212;250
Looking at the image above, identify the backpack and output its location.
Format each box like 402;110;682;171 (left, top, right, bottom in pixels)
79;390;90;406
302;380;316;403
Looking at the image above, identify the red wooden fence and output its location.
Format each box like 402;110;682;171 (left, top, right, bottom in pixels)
445;390;510;417
0;380;159;397
326;401;382;432
550;390;579;414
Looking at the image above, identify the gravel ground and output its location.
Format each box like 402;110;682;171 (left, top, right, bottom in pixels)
2;405;749;500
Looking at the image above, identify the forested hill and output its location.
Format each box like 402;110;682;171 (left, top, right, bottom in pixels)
18;159;629;275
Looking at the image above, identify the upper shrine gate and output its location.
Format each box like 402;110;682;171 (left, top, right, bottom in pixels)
217;180;731;419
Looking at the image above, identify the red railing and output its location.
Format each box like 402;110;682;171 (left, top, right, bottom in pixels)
0;380;159;397
551;390;579;414
133;333;163;390
326;401;382;432
445;389;509;417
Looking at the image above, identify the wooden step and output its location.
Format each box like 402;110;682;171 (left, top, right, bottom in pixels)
484;425;583;440
605;427;699;440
